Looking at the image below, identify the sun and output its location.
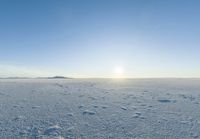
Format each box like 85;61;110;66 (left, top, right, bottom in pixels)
113;66;124;78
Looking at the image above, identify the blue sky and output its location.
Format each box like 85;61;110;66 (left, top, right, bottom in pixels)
0;0;200;78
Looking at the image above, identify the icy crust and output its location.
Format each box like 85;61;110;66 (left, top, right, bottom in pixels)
0;79;200;138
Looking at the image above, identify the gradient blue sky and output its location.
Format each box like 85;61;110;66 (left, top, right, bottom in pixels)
0;0;200;78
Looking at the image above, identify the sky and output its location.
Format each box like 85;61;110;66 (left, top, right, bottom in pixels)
0;0;200;78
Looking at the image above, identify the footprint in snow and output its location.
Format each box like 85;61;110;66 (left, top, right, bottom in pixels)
157;99;177;103
60;92;67;96
78;95;84;98
0;92;5;96
140;104;147;106
93;105;107;109
20;126;35;137
131;106;137;110
55;83;64;88
132;112;142;118
0;92;10;97
32;106;41;109
78;105;84;109
82;110;96;115
121;107;127;110
19;129;29;136
30;127;41;138
31;90;37;93
180;120;190;124
178;94;187;99
101;106;108;109
13;115;26;121
13;105;19;108
44;125;62;136
88;96;97;100
67;113;74;117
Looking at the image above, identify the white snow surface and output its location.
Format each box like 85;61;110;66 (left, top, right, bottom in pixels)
0;78;200;139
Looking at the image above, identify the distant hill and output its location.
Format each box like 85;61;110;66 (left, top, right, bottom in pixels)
47;76;73;79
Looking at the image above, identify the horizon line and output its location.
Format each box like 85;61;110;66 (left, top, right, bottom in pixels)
1;76;200;79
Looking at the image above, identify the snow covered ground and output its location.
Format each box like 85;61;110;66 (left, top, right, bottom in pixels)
0;78;200;139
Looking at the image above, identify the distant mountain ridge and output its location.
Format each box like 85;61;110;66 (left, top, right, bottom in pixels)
47;76;73;79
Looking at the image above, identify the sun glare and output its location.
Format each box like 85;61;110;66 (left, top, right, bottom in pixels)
114;67;124;78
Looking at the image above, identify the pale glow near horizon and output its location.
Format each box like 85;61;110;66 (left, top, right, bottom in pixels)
1;64;200;78
113;66;125;78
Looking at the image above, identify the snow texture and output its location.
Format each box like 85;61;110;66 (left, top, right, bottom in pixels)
0;78;200;139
